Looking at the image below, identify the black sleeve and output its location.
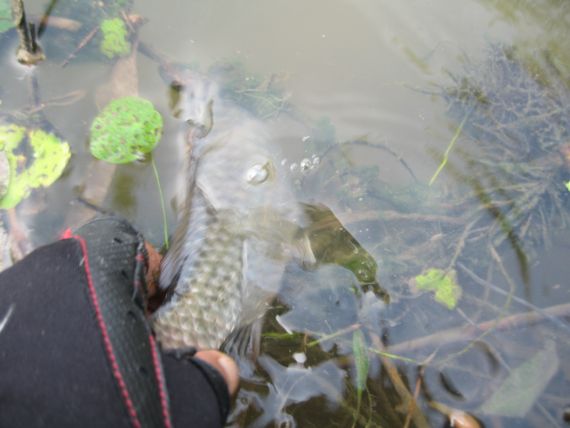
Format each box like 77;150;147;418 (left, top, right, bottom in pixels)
0;216;229;428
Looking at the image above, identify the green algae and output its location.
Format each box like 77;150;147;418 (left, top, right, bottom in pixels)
89;96;163;164
100;17;131;59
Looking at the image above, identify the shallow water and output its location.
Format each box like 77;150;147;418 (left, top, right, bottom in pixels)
1;0;570;426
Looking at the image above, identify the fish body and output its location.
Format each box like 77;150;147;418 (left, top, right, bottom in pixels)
152;76;308;350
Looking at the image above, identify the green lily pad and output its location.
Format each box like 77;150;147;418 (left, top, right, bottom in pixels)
0;125;71;209
0;0;14;34
100;17;131;59
89;96;163;164
412;268;461;309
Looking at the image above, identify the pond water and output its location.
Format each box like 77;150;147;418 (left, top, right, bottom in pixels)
1;0;570;426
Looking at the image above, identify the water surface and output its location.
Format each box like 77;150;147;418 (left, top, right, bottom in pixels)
1;0;569;426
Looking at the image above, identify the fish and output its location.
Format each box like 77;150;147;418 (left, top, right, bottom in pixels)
152;73;312;351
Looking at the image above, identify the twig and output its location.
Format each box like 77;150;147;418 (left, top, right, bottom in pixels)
458;262;570;332
60;25;99;68
370;333;431;428
307;209;465;235
306;323;361;347
36;0;57;36
23;90;86;114
320;139;419;183
387;302;570;354
446;218;478;271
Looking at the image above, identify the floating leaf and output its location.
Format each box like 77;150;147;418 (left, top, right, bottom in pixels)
100;18;131;59
479;340;558;418
89;96;163;164
565;180;570;192
0;126;71;209
412;268;461;309
0;0;14;34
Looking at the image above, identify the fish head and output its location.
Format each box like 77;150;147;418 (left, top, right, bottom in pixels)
196;116;306;230
169;76;218;141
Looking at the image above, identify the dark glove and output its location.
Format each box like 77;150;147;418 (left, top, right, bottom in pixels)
0;216;230;428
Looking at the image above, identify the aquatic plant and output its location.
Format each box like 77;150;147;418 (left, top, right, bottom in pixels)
89;96;163;164
99;17;131;59
441;45;570;253
0;124;71;209
209;60;291;119
89;96;169;246
412;268;461;310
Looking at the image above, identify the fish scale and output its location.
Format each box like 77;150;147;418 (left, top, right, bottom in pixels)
153;189;245;349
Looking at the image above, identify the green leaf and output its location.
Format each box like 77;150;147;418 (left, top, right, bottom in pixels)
0;124;26;151
565;180;570;192
479;340;558;418
413;268;461;309
0;127;71;209
89;96;163;164
0;0;14;34
352;330;369;428
26;130;71;187
352;330;369;394
100;17;131;59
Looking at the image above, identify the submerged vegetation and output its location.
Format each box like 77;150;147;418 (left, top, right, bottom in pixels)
0;0;569;427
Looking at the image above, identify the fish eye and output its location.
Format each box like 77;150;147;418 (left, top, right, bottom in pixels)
245;161;273;184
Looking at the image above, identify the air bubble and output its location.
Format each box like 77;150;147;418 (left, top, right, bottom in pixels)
245;163;270;184
293;352;307;364
300;158;312;172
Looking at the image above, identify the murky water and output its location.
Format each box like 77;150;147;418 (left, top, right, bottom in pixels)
1;0;570;426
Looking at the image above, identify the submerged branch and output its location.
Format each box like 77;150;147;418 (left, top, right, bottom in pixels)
388;302;570;355
370;333;431;428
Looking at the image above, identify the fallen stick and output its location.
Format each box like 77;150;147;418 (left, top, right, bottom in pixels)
387;302;570;355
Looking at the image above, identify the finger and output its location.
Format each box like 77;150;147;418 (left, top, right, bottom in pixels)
144;241;162;298
194;350;240;396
